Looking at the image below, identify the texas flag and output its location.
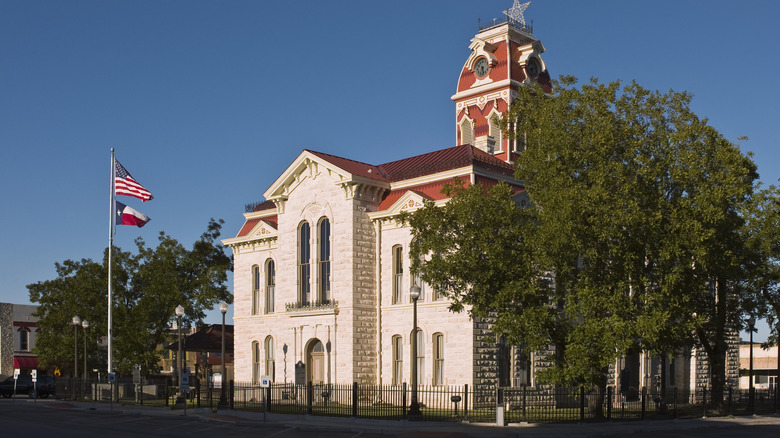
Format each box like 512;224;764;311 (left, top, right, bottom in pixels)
115;201;151;228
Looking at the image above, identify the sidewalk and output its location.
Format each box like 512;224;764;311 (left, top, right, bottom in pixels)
42;398;780;438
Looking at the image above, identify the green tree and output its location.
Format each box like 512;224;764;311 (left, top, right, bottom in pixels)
28;219;232;376
406;76;758;410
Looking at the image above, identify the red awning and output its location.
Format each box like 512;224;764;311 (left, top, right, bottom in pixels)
13;356;39;369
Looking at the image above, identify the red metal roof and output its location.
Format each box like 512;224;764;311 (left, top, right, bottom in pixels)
236;216;278;238
306;150;390;182
377;178;466;211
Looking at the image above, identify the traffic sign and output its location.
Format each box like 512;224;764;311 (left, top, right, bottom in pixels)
108;372;116;384
31;369;37;382
13;368;19;379
260;375;271;388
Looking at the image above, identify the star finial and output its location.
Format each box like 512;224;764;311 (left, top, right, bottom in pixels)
504;0;531;27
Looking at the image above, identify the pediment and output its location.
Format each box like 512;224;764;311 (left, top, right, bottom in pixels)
263;150;388;206
247;220;278;239
386;190;432;215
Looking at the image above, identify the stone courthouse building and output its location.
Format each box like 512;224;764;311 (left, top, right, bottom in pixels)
223;3;738;394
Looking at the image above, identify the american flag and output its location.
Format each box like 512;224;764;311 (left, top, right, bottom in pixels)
114;158;153;202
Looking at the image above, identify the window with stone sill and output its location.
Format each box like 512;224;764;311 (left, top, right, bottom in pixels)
265;258;275;314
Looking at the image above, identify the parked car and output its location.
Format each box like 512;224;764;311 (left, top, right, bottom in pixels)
0;374;56;398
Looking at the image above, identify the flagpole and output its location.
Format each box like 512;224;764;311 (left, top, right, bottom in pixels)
108;148;115;375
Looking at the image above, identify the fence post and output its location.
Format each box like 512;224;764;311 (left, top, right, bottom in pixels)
464;384;469;422
580;386;585;422
266;385;272;412
673;387;677;419
641;387;646;420
229;380;234;410
522;385;527;423
352;382;358;418
607;386;612;421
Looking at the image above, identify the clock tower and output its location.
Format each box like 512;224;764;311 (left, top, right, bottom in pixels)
452;1;551;163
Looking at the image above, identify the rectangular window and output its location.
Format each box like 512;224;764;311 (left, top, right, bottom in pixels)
392;335;403;385
392;246;403;304
265;337;275;382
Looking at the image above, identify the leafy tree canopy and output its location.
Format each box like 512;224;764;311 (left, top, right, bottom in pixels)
28;218;232;376
405;76;759;401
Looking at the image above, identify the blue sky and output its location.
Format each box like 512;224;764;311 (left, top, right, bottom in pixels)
2;1;779;341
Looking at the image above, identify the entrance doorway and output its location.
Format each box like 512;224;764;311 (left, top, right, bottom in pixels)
306;339;325;384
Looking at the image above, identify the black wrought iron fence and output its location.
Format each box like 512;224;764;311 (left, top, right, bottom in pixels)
50;377;780;424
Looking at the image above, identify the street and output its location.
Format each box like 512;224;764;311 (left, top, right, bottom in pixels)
3;398;780;438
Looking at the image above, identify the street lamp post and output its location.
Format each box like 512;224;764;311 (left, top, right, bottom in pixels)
218;301;228;408
409;284;422;418
748;315;756;414
72;316;81;380
175;305;184;390
82;320;89;381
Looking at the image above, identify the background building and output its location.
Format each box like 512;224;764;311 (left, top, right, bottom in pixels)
0;303;40;379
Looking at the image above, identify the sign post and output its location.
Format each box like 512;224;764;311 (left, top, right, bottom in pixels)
13;368;19;400
31;369;37;402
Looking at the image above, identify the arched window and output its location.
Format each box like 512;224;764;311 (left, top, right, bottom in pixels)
433;333;444;385
252;341;261;384
392;335;403;385
411;240;425;302
265;259;275;314
265;336;275;382
392;245;403;304
19;329;29;352
318;217;331;304
298;222;311;304
251;265;260;315
414;329;425;384
460;118;474;145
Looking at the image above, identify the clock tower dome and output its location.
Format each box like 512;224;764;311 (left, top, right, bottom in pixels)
452;1;551;163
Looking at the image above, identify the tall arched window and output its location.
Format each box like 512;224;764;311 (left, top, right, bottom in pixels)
392;335;403;385
265;259;275;313
19;329;29;351
413;329;424;384
251;265;260;315
298;222;311;304
433;333;444;385
318;217;331;304
252;341;261;384
411;240;425;301
265;336;275;382
392;245;403;304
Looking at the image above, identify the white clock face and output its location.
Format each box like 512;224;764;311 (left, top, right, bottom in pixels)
474;58;489;78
